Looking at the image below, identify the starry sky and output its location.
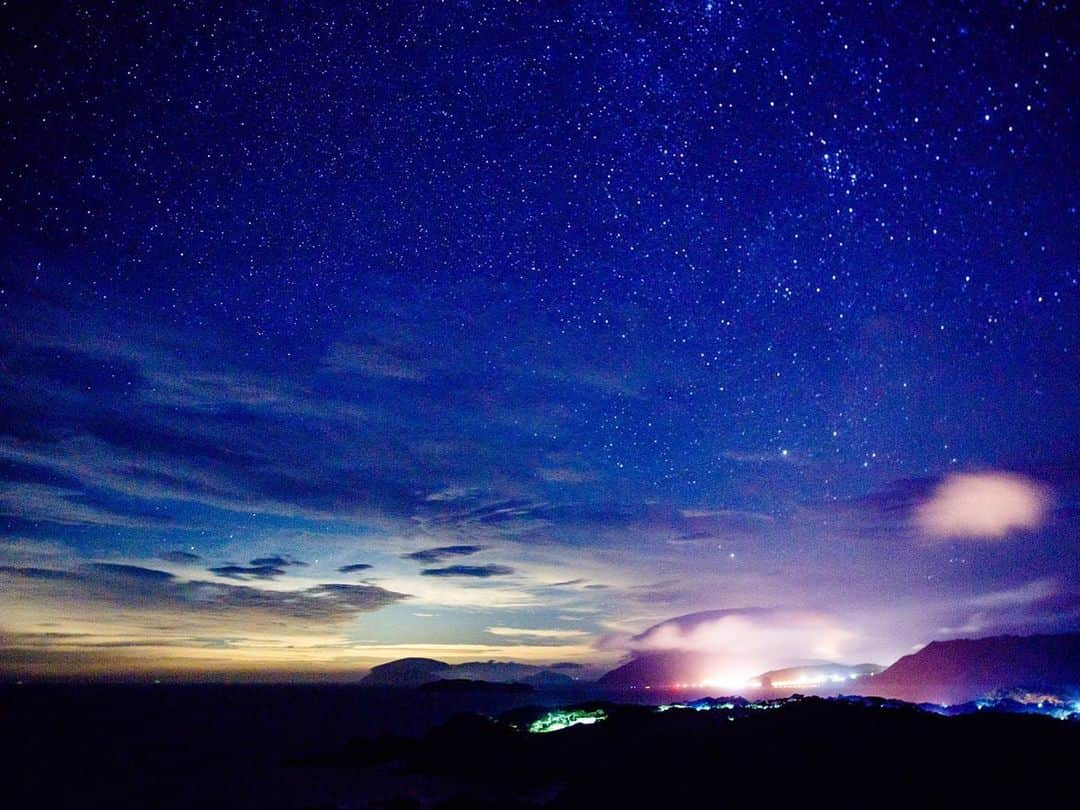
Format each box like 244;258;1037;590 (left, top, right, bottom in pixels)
1;1;1077;681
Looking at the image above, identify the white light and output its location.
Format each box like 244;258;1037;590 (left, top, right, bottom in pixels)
698;675;762;692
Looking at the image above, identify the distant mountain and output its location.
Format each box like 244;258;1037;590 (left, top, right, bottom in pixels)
521;670;577;688
857;632;1080;704
367;633;1080;702
361;657;580;688
450;661;554;683
360;657;452;687
597;652;714;689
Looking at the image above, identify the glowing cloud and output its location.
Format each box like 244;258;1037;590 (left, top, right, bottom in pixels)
914;472;1051;541
625;608;857;688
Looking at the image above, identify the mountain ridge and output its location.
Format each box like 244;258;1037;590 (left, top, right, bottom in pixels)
362;631;1080;704
856;631;1080;704
360;657;578;688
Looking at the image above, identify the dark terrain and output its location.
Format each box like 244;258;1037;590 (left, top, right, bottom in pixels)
3;684;1077;809
0;683;572;809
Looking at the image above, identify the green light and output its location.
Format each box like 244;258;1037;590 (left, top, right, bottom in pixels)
528;708;607;733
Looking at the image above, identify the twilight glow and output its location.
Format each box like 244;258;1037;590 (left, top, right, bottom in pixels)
0;2;1076;682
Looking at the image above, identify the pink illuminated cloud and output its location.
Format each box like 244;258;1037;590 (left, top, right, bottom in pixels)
623;608;856;687
914;472;1051;541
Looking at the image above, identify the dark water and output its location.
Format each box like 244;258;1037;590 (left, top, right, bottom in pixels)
0;683;597;809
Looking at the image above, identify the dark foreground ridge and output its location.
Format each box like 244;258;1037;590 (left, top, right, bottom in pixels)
310;694;1080;809
5;685;1078;809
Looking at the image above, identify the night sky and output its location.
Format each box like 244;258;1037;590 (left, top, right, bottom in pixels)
1;2;1076;681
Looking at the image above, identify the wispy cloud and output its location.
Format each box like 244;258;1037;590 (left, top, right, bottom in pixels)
0;563;408;630
403;544;486;563
421;564;515;578
207;564;289;581
0;482;177;529
968;579;1059;609
537;467;594;484
248;555;307;568
337;563;373;573
936;579;1071;637
324;342;426;381
3;289;1076;679
486;626;591;640
159;551;202;564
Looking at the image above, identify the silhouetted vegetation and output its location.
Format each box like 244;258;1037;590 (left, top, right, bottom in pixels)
320;696;1079;808
5;686;1077;808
